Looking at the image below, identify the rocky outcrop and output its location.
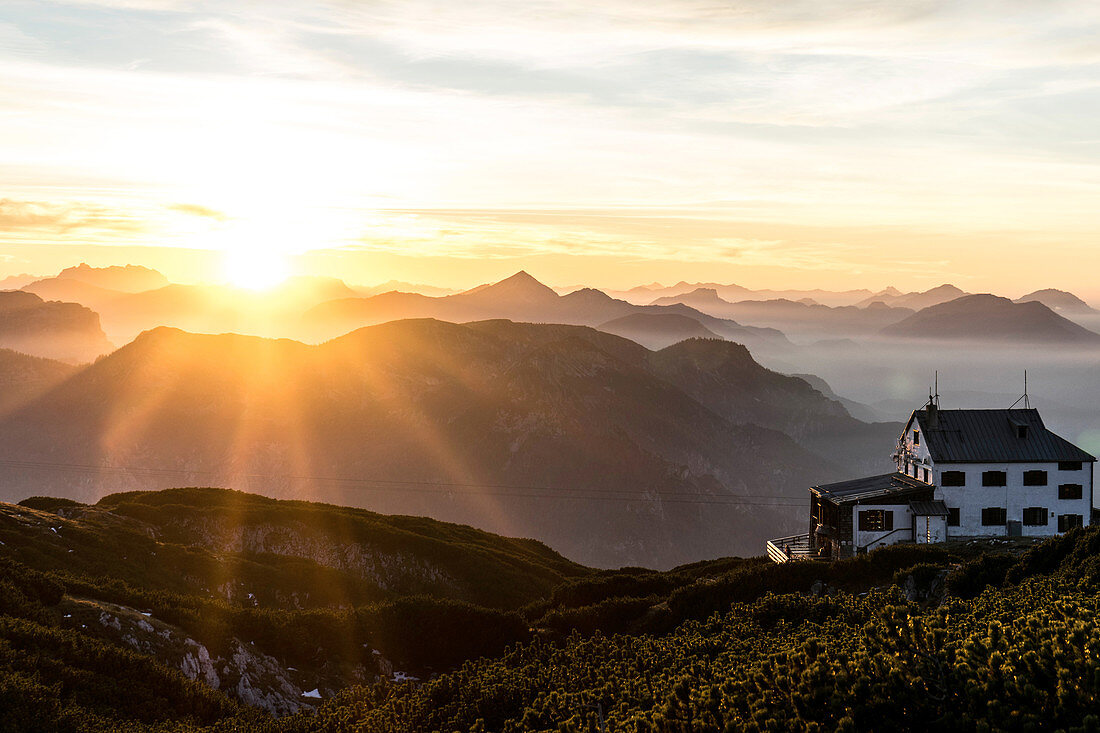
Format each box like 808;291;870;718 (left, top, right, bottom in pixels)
73;597;382;717
0;290;113;362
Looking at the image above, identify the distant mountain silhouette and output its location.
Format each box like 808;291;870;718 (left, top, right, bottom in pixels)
855;284;968;310
54;263;169;293
303;272;792;356
0;320;887;567
880;294;1100;345
611;282;876;307
0;273;41;290
597;313;722;348
22;277;125;310
91;276;360;343
0;291;113;362
355;280;460;297
648;288;914;339
1015;289;1097;315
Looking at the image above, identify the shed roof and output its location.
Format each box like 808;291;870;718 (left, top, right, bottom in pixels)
812;472;931;504
912;408;1095;464
910;500;950;517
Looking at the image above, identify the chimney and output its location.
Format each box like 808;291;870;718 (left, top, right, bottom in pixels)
926;392;939;430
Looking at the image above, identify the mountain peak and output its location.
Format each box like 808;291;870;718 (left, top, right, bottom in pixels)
461;271;559;301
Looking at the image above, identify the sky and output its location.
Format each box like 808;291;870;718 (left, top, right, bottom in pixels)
1;0;1098;294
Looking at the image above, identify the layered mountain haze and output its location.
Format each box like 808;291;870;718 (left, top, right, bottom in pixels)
854;284;969;310
880;294;1100;345
611;282;878;308
0;319;891;567
301;271;793;359
91;276;359;343
0;290;114;362
649;288;915;340
597;312;723;349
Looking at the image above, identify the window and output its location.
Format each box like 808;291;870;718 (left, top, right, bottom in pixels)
1059;483;1083;500
1016;425;1029;439
982;507;1007;526
922;468;929;484
858;509;893;532
1058;514;1084;532
913;430;920;446
1022;507;1048;526
1023;470;1048;486
947;507;960;527
1059;461;1083;472
982;471;1007;487
941;471;966;487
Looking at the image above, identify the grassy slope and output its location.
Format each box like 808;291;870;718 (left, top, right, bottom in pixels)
4;489;1100;731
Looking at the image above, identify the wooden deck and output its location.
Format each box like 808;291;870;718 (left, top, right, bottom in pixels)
766;533;829;563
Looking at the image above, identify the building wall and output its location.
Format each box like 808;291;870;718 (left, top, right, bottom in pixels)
852;503;914;552
897;420;934;482
932;461;1092;536
915;514;947;543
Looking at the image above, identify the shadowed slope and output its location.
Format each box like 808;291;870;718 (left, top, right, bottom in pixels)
0;320;853;567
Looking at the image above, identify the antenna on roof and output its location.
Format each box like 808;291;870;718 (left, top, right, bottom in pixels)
1009;370;1031;410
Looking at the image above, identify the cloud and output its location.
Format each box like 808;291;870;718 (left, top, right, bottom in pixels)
0;199;146;234
168;203;229;221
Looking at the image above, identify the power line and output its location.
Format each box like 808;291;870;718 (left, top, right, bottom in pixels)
0;458;806;508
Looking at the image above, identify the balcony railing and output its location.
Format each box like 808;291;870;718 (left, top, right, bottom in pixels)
766;533;828;563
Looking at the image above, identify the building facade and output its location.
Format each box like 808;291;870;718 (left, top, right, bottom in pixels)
768;402;1096;562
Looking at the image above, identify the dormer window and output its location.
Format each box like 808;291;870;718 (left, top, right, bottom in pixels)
1016;425;1029;439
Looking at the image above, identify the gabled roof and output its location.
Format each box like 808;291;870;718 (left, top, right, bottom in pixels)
812;472;931;504
911;408;1095;464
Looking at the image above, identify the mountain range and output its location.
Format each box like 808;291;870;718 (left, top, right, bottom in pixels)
648;288;916;339
0;318;898;568
300;271;793;356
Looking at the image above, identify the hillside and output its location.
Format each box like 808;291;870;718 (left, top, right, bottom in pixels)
0;320;876;568
0;487;588;719
0;348;77;415
0;290;114;362
5;492;1100;731
881;294;1100;345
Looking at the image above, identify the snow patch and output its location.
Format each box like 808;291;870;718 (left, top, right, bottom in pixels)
302;688;321;699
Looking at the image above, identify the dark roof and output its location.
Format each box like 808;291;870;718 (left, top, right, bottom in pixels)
812;472;931;503
913;408;1095;464
910;500;949;516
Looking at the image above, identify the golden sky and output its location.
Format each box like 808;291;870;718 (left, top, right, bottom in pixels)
1;1;1099;295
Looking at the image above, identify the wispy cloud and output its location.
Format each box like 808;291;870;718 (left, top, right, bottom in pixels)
168;202;228;221
0;198;146;234
1;0;1099;292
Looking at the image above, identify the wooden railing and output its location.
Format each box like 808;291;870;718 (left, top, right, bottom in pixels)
766;533;826;563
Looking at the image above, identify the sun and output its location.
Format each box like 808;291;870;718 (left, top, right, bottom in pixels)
222;246;291;291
